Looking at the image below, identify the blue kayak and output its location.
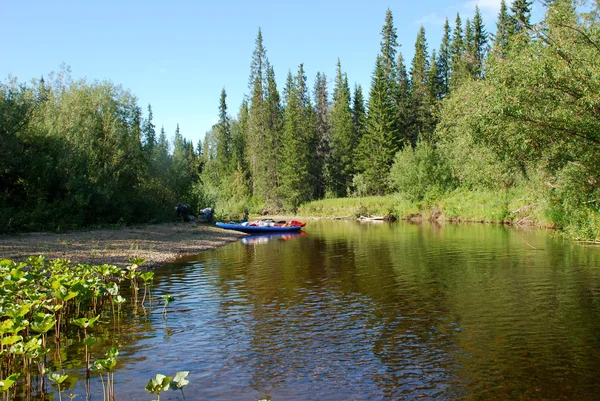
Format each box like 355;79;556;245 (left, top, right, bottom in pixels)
216;222;303;234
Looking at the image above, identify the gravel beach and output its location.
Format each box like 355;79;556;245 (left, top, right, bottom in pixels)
0;223;246;269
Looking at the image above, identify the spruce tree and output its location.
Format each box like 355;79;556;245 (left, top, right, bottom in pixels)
246;28;271;203
438;18;452;97
327;59;356;197
396;53;413;146
465;18;475;76
450;13;468;89
410;26;435;140
352;84;367;151
215;88;232;181
264;64;283;204
428;50;442;101
279;64;315;210
471;5;488;79
380;8;398;86
142;104;156;155
356;56;397;195
509;0;533;36
232;100;248;173
494;0;511;57
379;9;403;149
313;72;330;199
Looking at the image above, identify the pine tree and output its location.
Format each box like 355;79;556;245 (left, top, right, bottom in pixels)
356;56;397;195
438;18;452;97
327;59;356;197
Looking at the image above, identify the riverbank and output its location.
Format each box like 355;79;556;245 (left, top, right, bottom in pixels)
296;189;554;228
0;223;246;269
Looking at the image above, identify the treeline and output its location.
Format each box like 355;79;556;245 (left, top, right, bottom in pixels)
200;0;600;239
0;68;202;232
3;0;600;239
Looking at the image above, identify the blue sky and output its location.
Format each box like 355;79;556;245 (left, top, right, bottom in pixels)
2;0;533;146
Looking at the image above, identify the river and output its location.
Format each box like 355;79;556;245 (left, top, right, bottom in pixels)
61;220;600;400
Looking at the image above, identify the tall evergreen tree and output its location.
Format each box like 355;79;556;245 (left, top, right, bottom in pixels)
428;50;443;101
142;104;156;155
313;72;330;199
494;0;511;56
471;5;488;79
356;56;397;195
450;13;469;89
246;28;272;203
327;59;356;197
380;8;399;85
438;18;452;97
264;64;283;204
352;84;367;151
410;26;435;140
279;64;315;210
215;88;232;180
396;52;413;146
232;100;248;173
379;9;404;148
509;0;533;36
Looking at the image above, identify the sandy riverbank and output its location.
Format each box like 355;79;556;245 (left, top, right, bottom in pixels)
0;223;246;269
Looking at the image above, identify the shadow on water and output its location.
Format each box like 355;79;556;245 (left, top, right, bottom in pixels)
34;220;600;400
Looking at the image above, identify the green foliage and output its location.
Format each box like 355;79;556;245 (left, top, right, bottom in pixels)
0;68;201;233
388;140;456;202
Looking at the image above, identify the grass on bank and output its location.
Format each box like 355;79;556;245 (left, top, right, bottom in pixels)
297;188;554;227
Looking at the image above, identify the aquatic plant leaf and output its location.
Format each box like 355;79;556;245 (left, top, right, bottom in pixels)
170;371;189;389
48;372;69;384
0;373;19;392
71;315;100;329
140;272;154;282
1;335;23;346
128;257;147;266
145;374;172;394
106;347;119;359
4;302;33;318
31;313;57;334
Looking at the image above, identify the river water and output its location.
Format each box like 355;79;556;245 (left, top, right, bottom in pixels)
67;220;600;400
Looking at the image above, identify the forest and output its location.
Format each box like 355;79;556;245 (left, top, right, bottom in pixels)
1;0;599;240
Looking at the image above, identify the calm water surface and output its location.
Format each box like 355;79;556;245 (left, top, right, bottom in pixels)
69;221;600;400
